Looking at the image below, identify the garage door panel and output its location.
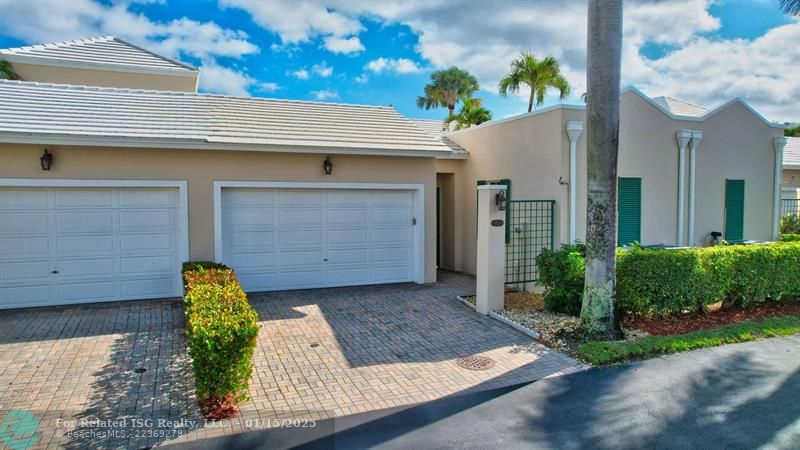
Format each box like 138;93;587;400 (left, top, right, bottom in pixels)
222;187;416;292
119;210;174;231
0;236;49;259
280;269;325;288
57;258;115;277
280;230;323;247
0;285;53;306
327;248;368;264
59;280;116;301
223;188;275;207
121;277;174;298
279;209;322;227
56;211;114;233
327;190;369;207
0;188;48;208
371;209;410;227
372;228;411;244
55;189;113;207
327;229;368;246
118;188;177;207
0;212;50;234
227;252;277;269
120;233;173;252
0;261;51;280
228;231;275;252
121;255;173;274
327;209;368;226
224;209;275;229
57;235;114;255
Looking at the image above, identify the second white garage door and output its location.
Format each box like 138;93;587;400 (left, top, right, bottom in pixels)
220;187;417;292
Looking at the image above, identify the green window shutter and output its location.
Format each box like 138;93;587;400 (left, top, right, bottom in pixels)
724;179;745;242
618;177;642;246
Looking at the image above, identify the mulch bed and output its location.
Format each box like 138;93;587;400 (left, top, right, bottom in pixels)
622;301;800;336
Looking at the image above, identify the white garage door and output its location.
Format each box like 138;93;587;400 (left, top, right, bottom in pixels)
221;188;417;292
0;186;184;309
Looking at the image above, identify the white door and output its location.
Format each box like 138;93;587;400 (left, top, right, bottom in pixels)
221;188;416;291
0;186;183;308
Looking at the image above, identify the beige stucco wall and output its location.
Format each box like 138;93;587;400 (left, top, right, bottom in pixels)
440;92;782;275
11;63;198;92
0;144;438;283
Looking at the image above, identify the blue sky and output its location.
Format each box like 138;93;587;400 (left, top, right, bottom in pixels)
0;0;797;122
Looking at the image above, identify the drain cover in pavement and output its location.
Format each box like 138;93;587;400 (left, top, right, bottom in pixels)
456;355;495;371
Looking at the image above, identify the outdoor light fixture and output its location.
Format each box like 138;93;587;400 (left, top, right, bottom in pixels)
495;190;506;211
323;156;333;175
40;148;53;171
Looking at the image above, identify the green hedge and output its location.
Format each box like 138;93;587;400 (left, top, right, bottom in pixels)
781;215;800;234
182;263;259;416
537;242;800;317
780;233;800;242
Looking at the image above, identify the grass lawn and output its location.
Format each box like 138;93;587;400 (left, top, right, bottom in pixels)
579;315;800;365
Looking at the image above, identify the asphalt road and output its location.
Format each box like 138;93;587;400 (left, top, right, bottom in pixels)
170;335;800;450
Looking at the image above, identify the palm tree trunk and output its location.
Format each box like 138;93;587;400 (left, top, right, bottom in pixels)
580;0;623;339
528;90;534;113
448;105;455;119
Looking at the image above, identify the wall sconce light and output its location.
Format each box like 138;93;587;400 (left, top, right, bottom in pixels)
40;148;53;171
323;156;333;175
495;190;506;211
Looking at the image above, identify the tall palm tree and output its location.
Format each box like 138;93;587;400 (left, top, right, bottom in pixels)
0;60;21;80
498;52;570;112
780;0;799;15
444;97;492;130
580;0;623;339
416;67;479;119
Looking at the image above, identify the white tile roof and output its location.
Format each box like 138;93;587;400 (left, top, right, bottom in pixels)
652;96;708;117
0;36;198;77
410;119;467;158
0;80;453;156
785;137;800;168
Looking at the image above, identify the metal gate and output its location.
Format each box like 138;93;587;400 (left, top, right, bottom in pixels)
782;199;800;218
505;200;555;284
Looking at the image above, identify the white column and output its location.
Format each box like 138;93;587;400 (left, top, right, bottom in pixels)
773;137;788;241
676;130;692;246
566;121;584;243
476;185;507;315
688;131;702;246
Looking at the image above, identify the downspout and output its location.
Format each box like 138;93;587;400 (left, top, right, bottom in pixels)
566;121;584;242
773;137;788;241
676;130;692;246
688;131;702;246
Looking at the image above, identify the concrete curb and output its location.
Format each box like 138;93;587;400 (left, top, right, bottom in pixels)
455;295;476;310
489;311;541;340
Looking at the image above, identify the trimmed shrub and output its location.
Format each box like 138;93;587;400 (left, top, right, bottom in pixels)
536;243;585;316
538;242;800;318
780;233;800;242
182;263;259;419
182;261;229;273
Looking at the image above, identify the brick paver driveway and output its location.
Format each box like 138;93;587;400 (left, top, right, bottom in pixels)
0;271;582;449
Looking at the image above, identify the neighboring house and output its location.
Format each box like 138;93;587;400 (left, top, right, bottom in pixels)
0;37;452;309
0;36;199;91
783;137;800;215
435;88;786;276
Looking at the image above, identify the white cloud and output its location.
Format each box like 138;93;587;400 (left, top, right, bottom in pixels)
198;62;253;96
221;0;363;43
311;89;339;101
354;73;369;84
365;57;421;74
323;35;364;54
288;68;310;80
258;82;280;93
312;61;334;77
0;0;259;62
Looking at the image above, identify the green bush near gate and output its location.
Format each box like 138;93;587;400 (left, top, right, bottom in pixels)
536;243;586;316
536;242;800;318
780;233;800;242
781;215;800;234
182;263;259;416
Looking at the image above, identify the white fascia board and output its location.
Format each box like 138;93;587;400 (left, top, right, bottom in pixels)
784;163;800;170
0;132;451;158
0;54;199;78
621;85;784;129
